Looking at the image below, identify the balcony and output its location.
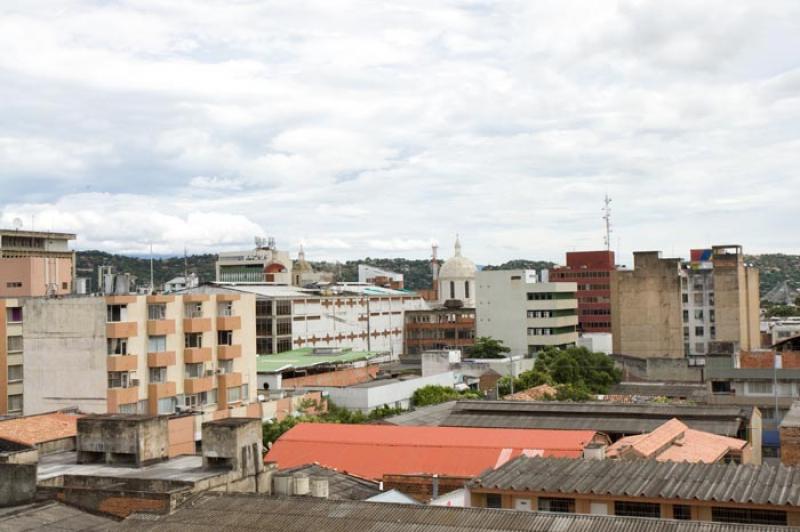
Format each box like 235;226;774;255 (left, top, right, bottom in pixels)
183;318;211;333
107;354;139;372
184;347;212;363
216;294;240;302
105;295;136;305
217;344;242;360
218;371;242;388
147;351;176;367
525;299;578;311
147;319;176;335
148;381;176;399
184;376;214;394
182;294;209;303
146;295;175;304
526;315;579;328
106;322;138;338
216;316;241;330
107;386;139;411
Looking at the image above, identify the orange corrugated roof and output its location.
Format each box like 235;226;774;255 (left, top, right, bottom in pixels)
265;423;596;479
0;412;82;446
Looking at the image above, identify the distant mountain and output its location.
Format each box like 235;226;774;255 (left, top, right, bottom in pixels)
76;250;217;287
746;254;800;303
481;259;556;272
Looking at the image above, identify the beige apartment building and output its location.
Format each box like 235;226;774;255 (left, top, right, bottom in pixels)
0;293;257;417
476;270;578;356
0;229;76;298
611;245;760;359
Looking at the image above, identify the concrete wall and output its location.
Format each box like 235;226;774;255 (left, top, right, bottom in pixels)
612;355;703;383
282;365;379;389
22;297;108;415
201;418;263;481
578;333;613;355
319;371;456;412
611;252;684;358
77;416;169;466
0;256;73;297
0;463;37;507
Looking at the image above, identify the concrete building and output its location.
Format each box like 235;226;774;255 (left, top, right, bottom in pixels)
0;293;258;417
0;229;76;298
550;251;615;333
292;246;334;287
163;273;199;293
216;237;293;284
611;245;760;359
476;270;578;356
358;264;404;290
185;283;426;357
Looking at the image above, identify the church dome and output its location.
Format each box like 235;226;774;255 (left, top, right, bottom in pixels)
439;236;476;279
294;245;314;273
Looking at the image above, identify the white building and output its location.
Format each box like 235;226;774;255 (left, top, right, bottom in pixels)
437;236;476;307
216;237;293;284
163;273;199;293
476;269;578;356
358;264;404;288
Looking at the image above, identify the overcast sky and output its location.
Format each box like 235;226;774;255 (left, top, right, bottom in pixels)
1;1;798;265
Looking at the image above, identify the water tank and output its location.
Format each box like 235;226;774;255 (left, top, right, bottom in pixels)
294;474;310;495
310;477;329;499
273;474;294;496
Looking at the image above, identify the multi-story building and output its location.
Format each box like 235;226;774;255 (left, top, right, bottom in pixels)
550;251;614;333
0;229;76;297
186;283;427;357
0;293;257;417
476;270;578;356
404;238;476;356
611;245;760;359
358;265;404;290
216;238;293;284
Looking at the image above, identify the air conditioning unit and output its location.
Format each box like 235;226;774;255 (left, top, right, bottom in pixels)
216;368;226;375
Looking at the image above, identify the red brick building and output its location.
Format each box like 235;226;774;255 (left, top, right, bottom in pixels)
550;251;614;333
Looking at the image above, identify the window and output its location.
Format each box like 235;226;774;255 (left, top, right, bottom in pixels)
148;304;167;320
107;338;128;355
106;305;126;322
683;327;690;340
148;335;167;352
277;338;292;352
217;330;234;345
185;392;209;408
276;300;291;316
711;381;732;394
695;326;704;336
486;494;502;509
7;335;23;352
62;282;68;290
683;310;689;323
537;497;575;513
693;293;704;305
709;292;715;306
614;501;660;518
6;307;23;323
8;394;23;412
694;342;705;354
694;309;704;320
227;385;241;403
673;504;691;520
464;281;470;299
149;367;167;384
218;302;233;317
158;397;176;415
257;338;273;355
8;364;23;382
527;293;553;301
256;300;273;316
184;302;203;318
108;371;131;389
220;359;234;374
6;282;22;288
185;333;203;348
241;383;248;401
276;318;292;336
449;281;455;299
710;325;716;339
711;507;787;526
185;363;204;379
682;293;689;303
709;309;716;323
745;381;773;395
118;403;137;414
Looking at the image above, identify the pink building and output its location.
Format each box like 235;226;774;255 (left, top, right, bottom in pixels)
0;229;76;297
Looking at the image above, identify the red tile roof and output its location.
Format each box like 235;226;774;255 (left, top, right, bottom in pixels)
265;423;596;479
0;412;82;446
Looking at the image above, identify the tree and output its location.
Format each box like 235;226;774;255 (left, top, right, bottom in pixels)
766;305;799;318
469;336;511;359
534;346;621;394
412;385;480;407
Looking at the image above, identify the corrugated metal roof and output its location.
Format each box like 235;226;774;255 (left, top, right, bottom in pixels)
266;423;596;479
380;401;458;426
278;464;381;501
117;494;800;531
472;456;800;506
0;501;113;531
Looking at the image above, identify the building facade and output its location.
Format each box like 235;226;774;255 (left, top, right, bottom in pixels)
550;250;614;333
0;293;257;417
611;245;760;359
476;270;578;356
216;238;293;284
0;229;76;298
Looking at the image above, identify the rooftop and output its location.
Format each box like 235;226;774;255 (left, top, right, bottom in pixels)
276;464;381;500
472;456;800;506
257;347;380;374
0;501;113;531
0;412;81;446
379;401;458;426
37;451;220;483
265;423;598;480
0;229;76;239
116;494;800;531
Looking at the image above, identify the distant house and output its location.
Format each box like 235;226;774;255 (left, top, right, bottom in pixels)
163;273;199;293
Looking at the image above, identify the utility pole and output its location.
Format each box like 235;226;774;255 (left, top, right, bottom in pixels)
602;194;612;251
149;242;154;294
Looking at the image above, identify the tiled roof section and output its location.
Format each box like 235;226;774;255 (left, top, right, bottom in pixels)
277;464;381;500
0;501;113;531
265;423;596;480
438;400;749;436
0;412;81;446
472;456;800;506
606;418;748;463
118;494;800;531
503;384;557;401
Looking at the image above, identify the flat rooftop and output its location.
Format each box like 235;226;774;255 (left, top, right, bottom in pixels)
257;347;380;374
37;452;220;483
0;229;76;239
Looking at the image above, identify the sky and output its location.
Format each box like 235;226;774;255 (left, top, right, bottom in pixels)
1;1;799;266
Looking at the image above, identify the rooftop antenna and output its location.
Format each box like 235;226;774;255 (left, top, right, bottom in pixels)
602;194;612;252
12;217;23;231
149;242;155;294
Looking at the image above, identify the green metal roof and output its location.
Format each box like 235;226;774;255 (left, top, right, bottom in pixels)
256;347;380;374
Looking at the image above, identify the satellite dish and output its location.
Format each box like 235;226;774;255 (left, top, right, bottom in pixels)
12;217;23;230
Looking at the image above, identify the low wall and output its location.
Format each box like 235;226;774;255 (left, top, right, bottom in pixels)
168;416;195;458
612;354;703;382
0;463;37;507
321;372;456;412
283;366;379;389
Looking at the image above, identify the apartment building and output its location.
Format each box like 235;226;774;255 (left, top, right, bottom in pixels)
216;238;293;284
476;270;578;356
0;229;76;297
0;293;257;417
611;245;760;359
550;250;615;333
